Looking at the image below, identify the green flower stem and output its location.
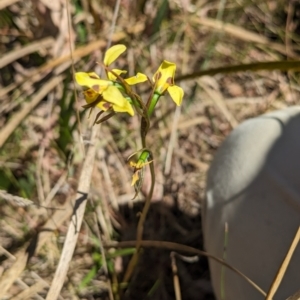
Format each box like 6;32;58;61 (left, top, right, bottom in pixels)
122;154;155;285
122;90;161;285
147;92;161;117
140;117;149;148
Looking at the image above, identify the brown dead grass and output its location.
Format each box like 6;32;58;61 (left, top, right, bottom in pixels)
0;0;300;299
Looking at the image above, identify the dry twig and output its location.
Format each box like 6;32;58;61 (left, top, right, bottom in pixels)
266;227;300;300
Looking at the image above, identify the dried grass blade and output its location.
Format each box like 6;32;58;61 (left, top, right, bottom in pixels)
0;245;28;297
0;199;73;298
177;61;300;82
0;75;64;148
45;126;99;300
0;189;34;207
266;227;300;300
13;281;48;300
0;34;125;99
198;77;238;128
195;17;300;58
170;252;182;300
0;37;54;69
286;290;300;300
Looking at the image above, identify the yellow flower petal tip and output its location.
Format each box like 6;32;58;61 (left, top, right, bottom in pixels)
107;69;127;81
86;72;100;79
75;72;112;92
75;71;100;84
131;171;140;186
168;85;184;106
103;44;127;66
125;73;148;85
152;60;184;106
75;72;89;86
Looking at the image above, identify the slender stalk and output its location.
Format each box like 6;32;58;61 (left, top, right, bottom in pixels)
140;117;149;147
122;91;160;285
136;155;155;243
122;159;155;283
122;98;157;284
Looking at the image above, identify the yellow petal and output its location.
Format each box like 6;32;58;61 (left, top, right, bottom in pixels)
102;86;134;116
83;88;100;104
75;72;111;92
103;44;126;66
96;101;112;112
125;72;148;85
152;60;176;94
107;69;127;81
131;171;140;186
86;72;100;79
129;161;137;168
112;102;134;116
102;86;126;106
168;85;184;106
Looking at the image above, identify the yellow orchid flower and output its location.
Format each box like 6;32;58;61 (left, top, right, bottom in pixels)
129;154;153;186
76;72;134;116
152;60;184;106
84;86;134;116
75;45;147;117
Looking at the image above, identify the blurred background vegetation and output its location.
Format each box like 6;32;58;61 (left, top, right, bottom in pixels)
0;0;299;299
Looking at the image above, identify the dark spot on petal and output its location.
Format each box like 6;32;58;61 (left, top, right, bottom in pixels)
103;102;112;109
166;77;173;85
89;74;99;79
92;85;100;92
155;72;162;81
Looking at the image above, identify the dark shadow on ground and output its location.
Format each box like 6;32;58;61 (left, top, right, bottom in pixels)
114;199;215;300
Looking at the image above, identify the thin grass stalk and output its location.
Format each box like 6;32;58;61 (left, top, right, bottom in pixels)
108;239;267;297
122;159;156;283
266;227;300;300
170;252;182;300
